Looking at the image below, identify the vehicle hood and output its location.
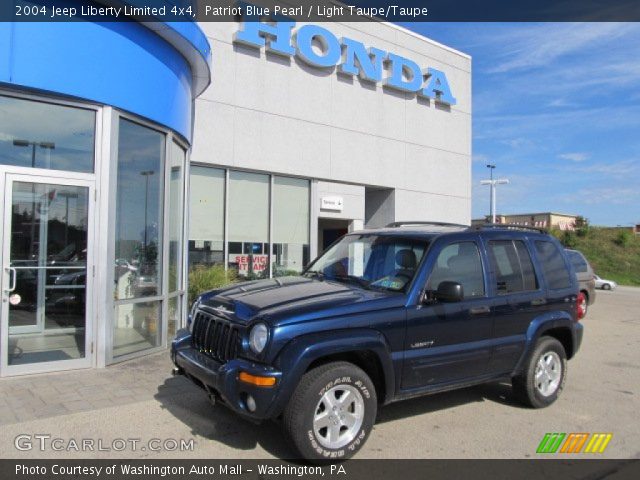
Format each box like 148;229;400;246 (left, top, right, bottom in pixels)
198;276;403;326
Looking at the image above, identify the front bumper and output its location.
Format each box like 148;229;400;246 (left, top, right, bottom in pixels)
171;329;282;420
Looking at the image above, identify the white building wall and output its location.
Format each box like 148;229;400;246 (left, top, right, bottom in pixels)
193;20;471;224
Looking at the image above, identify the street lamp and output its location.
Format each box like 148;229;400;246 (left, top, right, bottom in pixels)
140;170;155;258
13;139;55;168
480;164;509;224
13;139;56;259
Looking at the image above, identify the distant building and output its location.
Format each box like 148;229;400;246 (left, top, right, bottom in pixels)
472;212;579;230
634;224;640;235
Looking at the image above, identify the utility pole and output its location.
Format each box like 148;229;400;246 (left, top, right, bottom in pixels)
480;164;509;223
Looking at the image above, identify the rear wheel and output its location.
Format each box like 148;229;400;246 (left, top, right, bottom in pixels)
282;361;377;462
513;337;567;408
603;283;611;291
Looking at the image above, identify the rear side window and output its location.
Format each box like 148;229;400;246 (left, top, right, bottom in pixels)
535;241;572;289
487;240;538;294
566;250;588;273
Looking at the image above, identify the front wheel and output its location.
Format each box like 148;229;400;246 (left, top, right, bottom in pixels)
512;337;567;408
283;361;377;462
603;283;611;291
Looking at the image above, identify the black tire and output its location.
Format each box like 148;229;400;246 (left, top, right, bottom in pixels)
283;361;377;462
512;337;567;408
603;284;611;291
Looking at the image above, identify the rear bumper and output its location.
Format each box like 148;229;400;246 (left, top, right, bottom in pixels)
572;322;584;357
171;329;283;420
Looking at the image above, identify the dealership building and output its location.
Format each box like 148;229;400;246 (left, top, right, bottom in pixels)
0;7;471;376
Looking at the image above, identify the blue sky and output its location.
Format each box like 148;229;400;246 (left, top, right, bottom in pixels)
400;23;640;226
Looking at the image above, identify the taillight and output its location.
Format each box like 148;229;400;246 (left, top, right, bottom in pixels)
576;292;587;320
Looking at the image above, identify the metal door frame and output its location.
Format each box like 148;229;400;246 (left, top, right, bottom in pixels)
1;170;96;376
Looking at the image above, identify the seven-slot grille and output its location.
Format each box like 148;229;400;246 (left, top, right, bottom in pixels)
191;310;240;362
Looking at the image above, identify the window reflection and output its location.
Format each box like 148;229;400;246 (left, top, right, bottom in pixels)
113;119;165;358
0;95;95;173
114;119;164;300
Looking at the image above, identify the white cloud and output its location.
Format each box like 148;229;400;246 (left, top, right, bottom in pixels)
558;152;589;162
486;23;637;74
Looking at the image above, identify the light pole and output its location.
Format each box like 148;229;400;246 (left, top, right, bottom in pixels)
480;164;509;224
140;170;155;262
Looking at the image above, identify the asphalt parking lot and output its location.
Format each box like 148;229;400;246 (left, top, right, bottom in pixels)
1;286;638;459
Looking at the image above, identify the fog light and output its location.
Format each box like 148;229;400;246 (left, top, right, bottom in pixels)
246;395;257;412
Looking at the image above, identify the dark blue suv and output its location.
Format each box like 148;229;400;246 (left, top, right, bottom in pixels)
171;223;584;461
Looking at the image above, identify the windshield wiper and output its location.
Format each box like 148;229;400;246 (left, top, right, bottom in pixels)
333;275;371;289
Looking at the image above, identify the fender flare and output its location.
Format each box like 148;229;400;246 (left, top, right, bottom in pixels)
513;311;574;374
266;329;395;417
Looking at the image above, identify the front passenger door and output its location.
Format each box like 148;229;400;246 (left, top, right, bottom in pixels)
402;241;493;391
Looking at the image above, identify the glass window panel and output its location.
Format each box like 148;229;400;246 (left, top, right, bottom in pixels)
272;176;310;275
113;300;162;358
228;171;269;278
168;142;186;292
0;95;95;173
535;241;572;290
7;182;89;365
427;242;485;299
189;166;225;268
168;295;183;339
114;118;165;300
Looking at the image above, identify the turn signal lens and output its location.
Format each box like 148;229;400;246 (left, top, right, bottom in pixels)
239;372;277;387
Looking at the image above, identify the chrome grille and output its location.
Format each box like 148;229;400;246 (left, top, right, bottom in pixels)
191;310;240;362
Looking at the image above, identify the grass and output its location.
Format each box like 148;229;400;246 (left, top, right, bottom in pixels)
552;227;640;286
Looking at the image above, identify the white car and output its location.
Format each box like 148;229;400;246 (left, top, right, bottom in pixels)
594;275;617;290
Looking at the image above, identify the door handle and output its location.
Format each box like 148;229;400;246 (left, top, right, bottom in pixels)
531;298;547;306
4;267;17;292
470;305;490;315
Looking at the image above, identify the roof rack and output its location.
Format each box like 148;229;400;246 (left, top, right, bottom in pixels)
386;221;468;229
474;223;547;234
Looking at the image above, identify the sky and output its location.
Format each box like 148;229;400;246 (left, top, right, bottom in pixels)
400;23;640;227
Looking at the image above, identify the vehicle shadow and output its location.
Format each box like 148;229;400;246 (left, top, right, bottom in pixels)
154;375;294;458
155;375;526;459
376;381;526;425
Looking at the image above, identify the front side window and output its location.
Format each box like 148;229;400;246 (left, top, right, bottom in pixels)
0;95;95;173
487;240;538;294
306;235;428;292
427;242;485;299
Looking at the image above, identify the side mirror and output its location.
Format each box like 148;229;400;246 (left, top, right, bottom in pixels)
435;281;464;303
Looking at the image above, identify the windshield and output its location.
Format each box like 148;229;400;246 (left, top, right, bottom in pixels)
305;234;429;292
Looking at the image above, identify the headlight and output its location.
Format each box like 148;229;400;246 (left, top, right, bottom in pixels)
249;323;269;354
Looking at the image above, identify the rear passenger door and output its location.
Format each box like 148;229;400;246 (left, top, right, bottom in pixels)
402;239;493;390
483;238;545;375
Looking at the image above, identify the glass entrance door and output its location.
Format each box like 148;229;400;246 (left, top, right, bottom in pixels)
1;174;94;374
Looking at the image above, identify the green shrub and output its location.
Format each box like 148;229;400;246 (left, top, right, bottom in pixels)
574;216;590;237
561;230;578;248
188;264;237;304
614;229;633;248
